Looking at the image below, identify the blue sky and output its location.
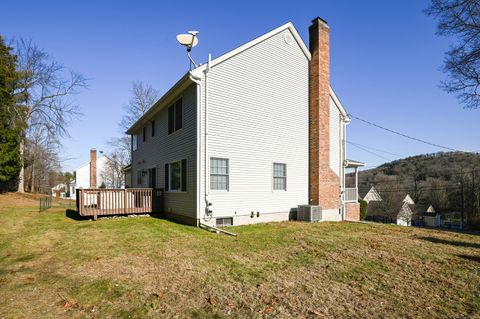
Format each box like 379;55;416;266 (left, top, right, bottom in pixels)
1;0;479;171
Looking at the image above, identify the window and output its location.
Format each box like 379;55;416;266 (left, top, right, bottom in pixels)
273;163;286;190
151;120;155;137
168;98;183;134
137;170;142;185
132;135;138;151
143;127;146;142
165;159;187;192
216;217;233;227
210;158;229;190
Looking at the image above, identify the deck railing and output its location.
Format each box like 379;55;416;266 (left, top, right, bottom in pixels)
344;188;358;203
76;188;161;219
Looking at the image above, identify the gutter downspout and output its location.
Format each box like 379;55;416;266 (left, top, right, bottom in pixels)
189;53;211;225
341;115;351;221
204;55;211;221
189;72;202;227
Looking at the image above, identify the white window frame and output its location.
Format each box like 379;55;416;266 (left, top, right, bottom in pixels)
273;163;287;191
210;157;229;191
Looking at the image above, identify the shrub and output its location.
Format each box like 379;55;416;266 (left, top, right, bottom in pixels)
359;199;368;220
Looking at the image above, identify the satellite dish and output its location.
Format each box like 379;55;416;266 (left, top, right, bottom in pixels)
176;30;200;69
176;34;198;48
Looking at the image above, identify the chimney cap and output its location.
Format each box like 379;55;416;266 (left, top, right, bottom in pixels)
312;16;328;26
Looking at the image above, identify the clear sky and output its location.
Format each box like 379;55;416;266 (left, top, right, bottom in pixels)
1;0;479;171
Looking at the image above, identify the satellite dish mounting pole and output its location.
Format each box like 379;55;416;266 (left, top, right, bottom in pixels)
176;30;200;70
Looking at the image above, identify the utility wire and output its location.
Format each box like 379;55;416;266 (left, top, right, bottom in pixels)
347;141;404;158
349;114;462;152
346;141;392;161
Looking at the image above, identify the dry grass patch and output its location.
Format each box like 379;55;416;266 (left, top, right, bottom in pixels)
0;193;480;318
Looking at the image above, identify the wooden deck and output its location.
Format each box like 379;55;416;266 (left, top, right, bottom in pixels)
76;188;163;219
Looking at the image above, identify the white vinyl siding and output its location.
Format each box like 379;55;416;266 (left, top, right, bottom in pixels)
198;28;309;218
330;97;341;176
210;158;229;190
130;84;197;220
273;163;286;190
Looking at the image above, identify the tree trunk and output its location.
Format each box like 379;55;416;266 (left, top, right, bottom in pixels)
17;140;25;193
30;160;35;193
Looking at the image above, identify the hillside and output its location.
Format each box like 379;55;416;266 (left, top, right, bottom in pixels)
348;152;480;216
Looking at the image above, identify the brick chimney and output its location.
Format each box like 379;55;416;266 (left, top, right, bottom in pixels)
90;148;97;188
309;17;340;209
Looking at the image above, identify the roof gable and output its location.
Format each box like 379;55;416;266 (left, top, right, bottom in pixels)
193;22;310;74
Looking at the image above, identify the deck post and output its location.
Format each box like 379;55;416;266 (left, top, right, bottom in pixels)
123;188;127;214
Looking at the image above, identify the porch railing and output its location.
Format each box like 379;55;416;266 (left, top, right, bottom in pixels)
344;188;358;203
76;188;162;219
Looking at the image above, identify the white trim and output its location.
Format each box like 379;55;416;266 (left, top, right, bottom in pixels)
330;88;349;120
192;22;311;75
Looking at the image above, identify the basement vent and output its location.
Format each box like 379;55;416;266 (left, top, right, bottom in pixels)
216;217;233;227
297;205;322;222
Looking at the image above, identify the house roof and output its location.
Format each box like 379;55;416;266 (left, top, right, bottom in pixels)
345;159;366;168
127;22;349;134
360;185;382;201
368;201;405;217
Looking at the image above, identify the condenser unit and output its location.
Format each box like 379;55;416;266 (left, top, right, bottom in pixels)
297;205;322;222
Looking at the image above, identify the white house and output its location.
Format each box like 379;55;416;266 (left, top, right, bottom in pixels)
69;149;124;198
127;18;363;226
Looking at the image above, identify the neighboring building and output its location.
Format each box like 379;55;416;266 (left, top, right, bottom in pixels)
69;149;124;198
361;186;383;203
51;183;67;198
367;201;415;226
127;18;363;226
123;164;132;188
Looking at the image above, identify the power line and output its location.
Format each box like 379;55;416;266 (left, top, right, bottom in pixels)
347;141;404;158
346;141;392;161
349;114;462;152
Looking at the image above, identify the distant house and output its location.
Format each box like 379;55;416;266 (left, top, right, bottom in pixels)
368;201;415;226
126;19;364;226
51;183;67;198
361;186;383;203
69;149;124;199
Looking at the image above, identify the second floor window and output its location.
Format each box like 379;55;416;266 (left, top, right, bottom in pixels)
168;98;183;134
132;135;138;151
143;127;146;142
151;120;155;137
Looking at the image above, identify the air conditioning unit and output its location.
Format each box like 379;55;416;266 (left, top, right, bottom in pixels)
297;205;322;222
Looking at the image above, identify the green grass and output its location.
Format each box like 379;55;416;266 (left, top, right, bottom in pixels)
1;193;480;318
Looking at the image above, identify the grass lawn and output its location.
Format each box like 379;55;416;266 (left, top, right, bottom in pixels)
1;193;480;318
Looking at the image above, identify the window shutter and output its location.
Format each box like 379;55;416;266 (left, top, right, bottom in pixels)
168;105;174;134
181;159;187;192
164;164;169;191
175;99;183;130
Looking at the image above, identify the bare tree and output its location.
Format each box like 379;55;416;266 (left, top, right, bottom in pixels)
426;0;480;109
119;81;159;132
13;38;87;192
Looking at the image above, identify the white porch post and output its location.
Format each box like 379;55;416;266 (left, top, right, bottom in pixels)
355;167;359;200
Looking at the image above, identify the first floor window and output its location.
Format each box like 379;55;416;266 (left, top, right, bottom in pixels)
273;163;286;190
165;159;187;192
137;170;142;185
210;158;229;190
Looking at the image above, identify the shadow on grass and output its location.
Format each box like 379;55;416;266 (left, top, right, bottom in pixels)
65;209;90;221
419;236;480;249
457;254;480;263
